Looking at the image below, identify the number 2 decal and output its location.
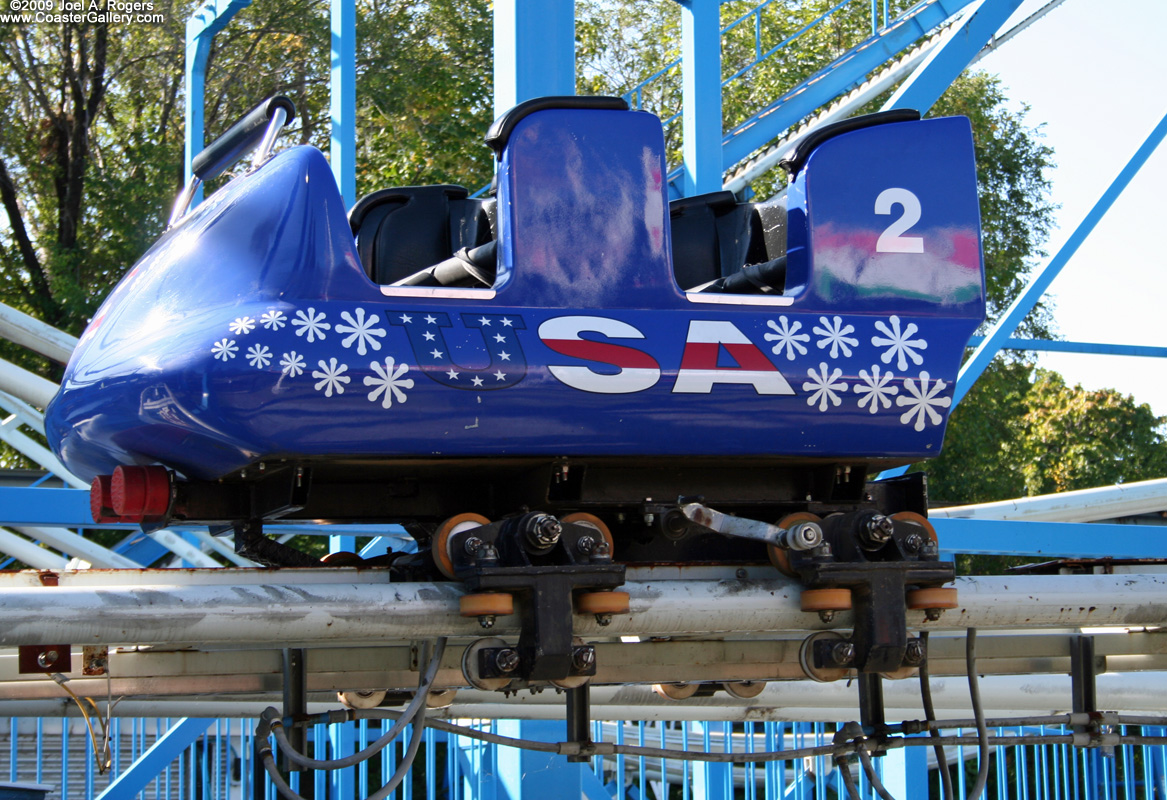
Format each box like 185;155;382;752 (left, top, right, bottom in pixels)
875;188;924;254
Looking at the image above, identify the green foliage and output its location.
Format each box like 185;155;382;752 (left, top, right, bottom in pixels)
922;366;1167;504
1018;370;1167;495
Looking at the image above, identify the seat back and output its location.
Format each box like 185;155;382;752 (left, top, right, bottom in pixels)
668;191;770;290
348;185;494;284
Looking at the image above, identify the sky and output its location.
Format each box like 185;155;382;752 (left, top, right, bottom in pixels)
974;0;1167;416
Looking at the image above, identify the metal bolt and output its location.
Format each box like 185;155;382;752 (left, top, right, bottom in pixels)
643;513;655;526
785;522;823;551
903;533;924;554
595;613;613;626
904;639;925;665
862;515;894;549
478;615;496;629
735;568;748;580
526;514;562;549
576;536;596;555
36;650;58;669
831;642;856;666
464;537;483;556
925;608;944;622
572;647;596;671
818;610;835;623
494;649;520;673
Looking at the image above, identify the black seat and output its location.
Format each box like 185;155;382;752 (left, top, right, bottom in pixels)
669;191;769;290
348;185;495;285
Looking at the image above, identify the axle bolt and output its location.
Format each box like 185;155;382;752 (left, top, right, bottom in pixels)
464;537;483;556
576;536;596;555
572;646;596;671
925;608;944;622
526;514;563;550
904;639;925;665
595;613;613;626
478;615;496;629
861;515;894;549
494;649;520;673
831;642;856;666
904;533;924;554
818;610;835;623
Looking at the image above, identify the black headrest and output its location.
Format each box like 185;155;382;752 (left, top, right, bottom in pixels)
485;96;630;155
779;109;921;179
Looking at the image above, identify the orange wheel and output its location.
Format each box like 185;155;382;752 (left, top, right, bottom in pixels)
723;681;766;699
321;551;364;566
432;513;491;579
577;590;630;615
800;587;852;613
459;593;514;617
892;511;938;545
769;513;821;576
561;513;615;556
907;586;959;610
653;683;698;701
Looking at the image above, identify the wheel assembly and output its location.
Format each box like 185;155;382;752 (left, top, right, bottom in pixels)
800;587;852;613
799;631;851;683
723;681;766;699
432;513;491;579
337;689;387;709
576;590;630;615
653;682;699;701
461;637;515;691
769;512;822;575
907;586;959;610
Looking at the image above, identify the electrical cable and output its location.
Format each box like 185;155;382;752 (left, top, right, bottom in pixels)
857;746;898;800
919;631;954;800
267;637;447;770
837;753;863;800
966;628;991;800
354;707;848;763
256;638;445;800
48;673;111;774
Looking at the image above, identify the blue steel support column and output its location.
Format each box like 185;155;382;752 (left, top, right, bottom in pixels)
880;743;929;800
679;0;723;197
881;0;1023;115
184;0;254;192
952;109;1167;409
96;718;213;799
330;0;356;208
493;0;576;119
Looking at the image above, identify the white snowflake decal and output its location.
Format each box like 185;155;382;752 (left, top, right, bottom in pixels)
260;310;287;331
872;315;927;371
335;308;387;356
364;357;414;409
292;307;331;343
813;315;859;358
229;316;256;335
896;371;952;431
802;362;847;412
280;351;305;377
246;344;272;369
211;338;238;361
764;316;810;361
312;357;350;397
854;365;898;414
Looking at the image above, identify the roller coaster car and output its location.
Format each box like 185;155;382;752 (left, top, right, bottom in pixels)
46;95;985;576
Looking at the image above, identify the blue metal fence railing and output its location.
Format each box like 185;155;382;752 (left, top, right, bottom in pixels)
4;716;1167;799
